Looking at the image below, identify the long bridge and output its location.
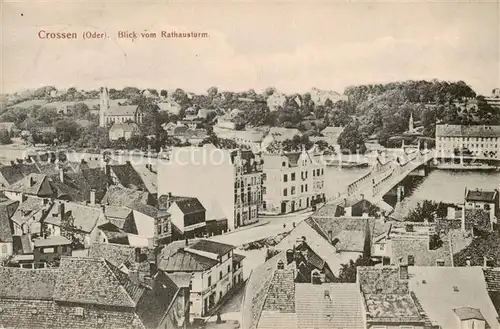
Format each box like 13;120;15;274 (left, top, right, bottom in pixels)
327;148;436;213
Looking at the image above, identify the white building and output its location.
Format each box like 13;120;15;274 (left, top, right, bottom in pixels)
158;239;245;318
436;124;500;160
99;87;144;127
261;148;326;214
158;145;263;231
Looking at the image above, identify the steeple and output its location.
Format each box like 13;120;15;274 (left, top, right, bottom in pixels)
99;87;110;127
409;112;414;132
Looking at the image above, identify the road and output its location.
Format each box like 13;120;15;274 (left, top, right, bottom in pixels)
209;210;313;246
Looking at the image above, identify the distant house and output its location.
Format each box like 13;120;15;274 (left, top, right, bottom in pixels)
0;256;190;329
311;126;344;149
108;122;139;141
33;235;72;263
157;100;181;115
10;197;48;235
159;194;206;240
464;188;499;230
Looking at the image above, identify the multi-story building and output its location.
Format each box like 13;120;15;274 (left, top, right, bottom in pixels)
261;148;326;214
158;144;263;231
436;124;500;160
158;239;245;318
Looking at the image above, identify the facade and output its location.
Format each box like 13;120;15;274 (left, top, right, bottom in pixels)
158;239;244;318
464;188;499;228
108;122;140;141
99;87;143;127
261;149;326;215
436;124;500;160
159;194;207;240
158;145;263;231
33;235;72;263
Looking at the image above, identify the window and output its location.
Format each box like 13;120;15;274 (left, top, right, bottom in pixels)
379;244;385;251
74;307;84;316
208;276;212;287
262;187;266;195
42;247;55;254
228;265;231;273
219;271;222;280
283;174;288;182
291;186;296;195
408;255;415;266
262;173;267;181
291;173;295;181
301;185;304;193
283;188;288;197
305;185;308;192
282;161;286;167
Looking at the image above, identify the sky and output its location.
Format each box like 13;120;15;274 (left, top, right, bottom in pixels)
1;1;499;96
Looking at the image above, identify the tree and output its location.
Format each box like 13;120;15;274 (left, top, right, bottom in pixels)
337;122;366;154
160;89;168;98
336;256;372;283
207;86;218;98
0;129;12;144
405;200;438;222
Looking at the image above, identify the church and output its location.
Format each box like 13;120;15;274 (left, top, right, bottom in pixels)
99;87;144;127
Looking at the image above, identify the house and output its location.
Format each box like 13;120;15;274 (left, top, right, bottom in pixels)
159;193;206;240
276;216;381;274
241;250;364;329
261;127;302;151
409;266;500;329
371;221;454;266
2;173;54;201
43;201;106;248
0;256;190;329
158;239;243;318
436;124;500;160
108;122;140;141
0;163;40;188
48;169;103;203
159;145;263;231
101;185;155;207
464;188;499;230
99;87;143;127
261;148;325;215
214;129;265;152
33;235;72;263
10;197;49;235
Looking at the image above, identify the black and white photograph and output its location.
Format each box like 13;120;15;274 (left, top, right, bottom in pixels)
1;1;500;328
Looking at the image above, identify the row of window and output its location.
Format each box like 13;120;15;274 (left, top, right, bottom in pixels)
438;136;499;142
206;264;232;287
283;184;310;196
438;143;498;149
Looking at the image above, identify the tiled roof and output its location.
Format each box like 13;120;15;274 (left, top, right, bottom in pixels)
88;243;154;267
262;269;295;313
48;172;93;202
33;235;71;247
98;222;129;244
159;248;218;272
46;201;103;233
357;266;409;294
483;268;500;292
258;313;298;329
104;205;133;220
409;266;499;329
233;253;246;264
102;185;153;207
54;257;139;308
10;197;47;226
0;267;58;300
128;202;158;218
436;124;500;137
0;163;39;185
109;122;139;133
0;205;13;243
189;239;235;257
81;167;108;200
109;163;148;191
312;204;344;218
295;283;364;329
466;189;497;202
364;293;422;322
5;173;50;195
390;236;453;267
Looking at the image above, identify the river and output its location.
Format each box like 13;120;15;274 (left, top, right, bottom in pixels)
325;165;500;219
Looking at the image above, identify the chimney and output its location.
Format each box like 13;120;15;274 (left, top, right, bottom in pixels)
28;176;35;187
399;264;409;280
323;290;331;300
58;202;65;221
135;248;141;263
149;261;157;277
344;198;347;207
43;198;49;205
185;237;189;247
286;249;294;264
328;230;333;242
466;256;471;267
90;189;96;206
277;259;284;270
484;256;494;268
59;168;64;184
20;192;26;203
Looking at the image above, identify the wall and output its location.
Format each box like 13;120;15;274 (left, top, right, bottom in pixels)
132;210;155;239
0;242;13;258
33;244;72;263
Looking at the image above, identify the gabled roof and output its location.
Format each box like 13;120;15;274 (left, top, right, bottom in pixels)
45;201;103;234
48;172;94;202
54;257;142;308
172;197;205;215
109;163;148;191
4;173;51;196
12;234;33;254
466;189;497;202
88;243;154;267
102;185;153;207
98;222;130;244
0;163;39;185
0;267;58;300
10;197;47;226
159;248;219;272
409;266;499;329
390;236;453;267
189;239;234;257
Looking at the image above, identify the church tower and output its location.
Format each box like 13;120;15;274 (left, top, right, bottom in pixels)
409;112;414;132
99;87;110;127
